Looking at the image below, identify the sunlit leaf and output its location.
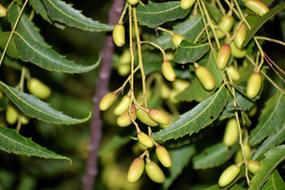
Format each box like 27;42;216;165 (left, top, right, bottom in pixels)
262;170;285;190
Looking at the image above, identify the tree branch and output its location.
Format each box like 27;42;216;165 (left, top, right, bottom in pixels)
82;0;125;189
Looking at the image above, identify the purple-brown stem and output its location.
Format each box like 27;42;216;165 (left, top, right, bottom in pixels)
82;0;125;189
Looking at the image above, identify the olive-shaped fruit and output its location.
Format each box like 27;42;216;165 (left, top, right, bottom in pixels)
127;157;145;183
162;60;176;82
223;118;239;147
113;24;125;47
246;71;263;99
171;33;184;47
180;0;196;10
218;164;241;187
156;145;172;168
245;0;269;16
27;78;51;99
194;63;216;91
217;44;231;70
99;92;116;111
145;161;165;183
148;109;170;125
234;22;247;48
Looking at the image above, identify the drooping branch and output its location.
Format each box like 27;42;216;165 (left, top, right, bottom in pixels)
82;0;125;189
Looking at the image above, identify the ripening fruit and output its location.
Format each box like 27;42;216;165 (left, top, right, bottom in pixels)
127;0;139;6
215;29;226;39
230;42;246;58
113;24;125;47
161;60;176;81
248;160;261;174
160;83;170;99
137;132;154;148
127;157;145;183
118;50;131;76
217;44;231;70
173;79;190;92
99;92;116;111
6;106;18;125
180;0;196;10
19;115;29;125
117;106;136;127
218;14;234;33
171;33;184;47
136;108;158;127
27;78;51;99
0;3;7;17
235;144;251;163
223;118;239;147
247;71;263;99
234;23;247;48
218;164;241;187
148;109;170;125
194;63;216;91
156;145;172;168
227;65;240;81
145;161;165;183
114;96;131;115
245;0;269;16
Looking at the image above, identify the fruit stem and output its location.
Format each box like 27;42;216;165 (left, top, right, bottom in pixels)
118;3;128;24
141;41;166;60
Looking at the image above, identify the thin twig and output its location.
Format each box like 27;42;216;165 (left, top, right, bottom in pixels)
82;0;125;189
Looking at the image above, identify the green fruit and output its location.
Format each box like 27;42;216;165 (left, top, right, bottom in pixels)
145;161;165;183
19;115;29;125
156;145;172;168
230;42;246;58
113;24;125;47
180;0;196;10
27;78;51;99
227;65;240;81
99;92;116;111
171;33;184;47
117;106;136;127
246;72;263;99
217;44;231;70
194;63;216;91
245;0;269;16
0;4;6;17
235;144;251;164
248;160;261;174
137;132;154;148
161;60;176;81
136;108;158;127
234;22;247;48
218;14;234;33
127;0;139;6
160;83;170;99
215;29;226;39
6;106;18;125
148;109;170;125
118;50;131;76
223;118;239;147
114;96;131;116
127;157;145;183
218;164;241;187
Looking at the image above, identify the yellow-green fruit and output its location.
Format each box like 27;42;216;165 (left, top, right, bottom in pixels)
194;63;216;91
118;50;131;76
171;33;184;47
6;106;18;125
27;78;51;99
234;23;247;48
156;145;172;168
218;14;234;33
99;92;116;111
127;0;139;6
0;4;7;17
113;24;125;47
162;60;176;82
230;42;246;58
215;29;226;39
218;164;241;187
145;161;165;183
19;115;29;125
227;65;240;81
235;144;251;163
136;109;158;127
223;118;239;147
245;0;269;16
148;109;170;125
118;64;131;76
248;160;261;174
127;157;145;183
117;107;136;127
217;44;231;70
180;0;196;10
160;83;170;99
173;79;190;92
137;132;154;148
247;72;263;99
114;96;131;115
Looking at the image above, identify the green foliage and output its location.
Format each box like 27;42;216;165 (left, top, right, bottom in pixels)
262;170;285;190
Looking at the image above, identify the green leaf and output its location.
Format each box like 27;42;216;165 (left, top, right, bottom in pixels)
174;41;210;64
152;86;228;141
243;3;285;47
29;0;51;22
249;145;285;190
14;33;100;73
0;32;19;58
0;81;91;125
204;1;222;23
155;15;204;49
0;127;69;161
262;170;285;190
250;93;285;146
8;4;47;46
42;0;112;32
136;1;189;28
193;143;238;169
163;145;195;189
